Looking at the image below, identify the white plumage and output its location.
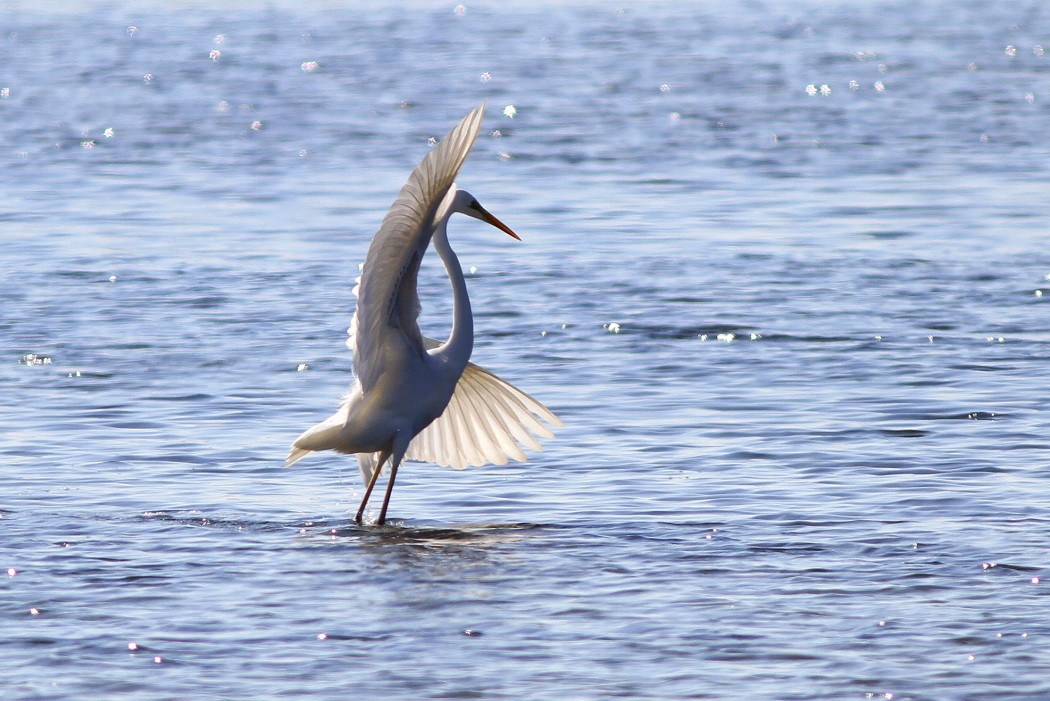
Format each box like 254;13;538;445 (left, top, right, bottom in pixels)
286;103;561;524
404;347;560;470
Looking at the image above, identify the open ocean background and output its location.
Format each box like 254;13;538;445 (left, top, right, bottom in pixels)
3;1;1050;699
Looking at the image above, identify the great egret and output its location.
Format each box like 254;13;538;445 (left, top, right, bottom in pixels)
286;103;561;525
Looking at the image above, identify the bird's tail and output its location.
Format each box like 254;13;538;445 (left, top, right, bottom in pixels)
285;410;347;467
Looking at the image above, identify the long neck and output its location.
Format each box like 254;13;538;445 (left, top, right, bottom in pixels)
432;214;473;370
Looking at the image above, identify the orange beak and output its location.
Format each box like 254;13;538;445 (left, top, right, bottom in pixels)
480;209;521;240
469;200;521;240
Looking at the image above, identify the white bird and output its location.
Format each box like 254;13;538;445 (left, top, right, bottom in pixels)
286;103;561;525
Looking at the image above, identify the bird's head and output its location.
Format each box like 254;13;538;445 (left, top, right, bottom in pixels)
453;188;521;240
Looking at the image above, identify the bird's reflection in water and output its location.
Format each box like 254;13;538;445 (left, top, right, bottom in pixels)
306;520;550;548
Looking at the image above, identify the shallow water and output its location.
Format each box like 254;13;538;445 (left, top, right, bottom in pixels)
3;1;1050;699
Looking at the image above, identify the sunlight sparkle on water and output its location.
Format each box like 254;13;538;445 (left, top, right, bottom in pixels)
20;354;52;365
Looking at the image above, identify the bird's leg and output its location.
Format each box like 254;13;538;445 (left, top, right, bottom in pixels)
355;450;389;525
375;436;411;526
376;459;400;526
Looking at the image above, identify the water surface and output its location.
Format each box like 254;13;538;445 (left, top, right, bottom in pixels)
2;1;1050;699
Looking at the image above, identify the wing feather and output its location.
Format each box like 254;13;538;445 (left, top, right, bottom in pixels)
351;103;487;391
404;360;563;469
466;377;514;465
460;371;518;463
462;371;533;458
482;378;557;441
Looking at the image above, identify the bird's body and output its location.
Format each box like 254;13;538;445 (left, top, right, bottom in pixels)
287;103;561;525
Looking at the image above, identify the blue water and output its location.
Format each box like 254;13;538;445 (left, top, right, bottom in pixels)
3;1;1050;699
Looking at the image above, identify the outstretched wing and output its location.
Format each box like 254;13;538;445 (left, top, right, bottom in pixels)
351;102;487;392
404;359;563;469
